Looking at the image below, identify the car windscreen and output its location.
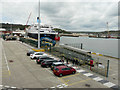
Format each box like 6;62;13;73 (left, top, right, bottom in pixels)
35;53;44;55
61;68;71;71
41;57;53;59
54;68;59;71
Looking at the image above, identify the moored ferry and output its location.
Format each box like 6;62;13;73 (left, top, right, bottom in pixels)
26;23;60;41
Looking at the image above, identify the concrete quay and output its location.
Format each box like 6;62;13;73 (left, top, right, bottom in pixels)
0;38;119;89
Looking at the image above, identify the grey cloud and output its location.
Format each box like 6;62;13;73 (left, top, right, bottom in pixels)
1;1;118;31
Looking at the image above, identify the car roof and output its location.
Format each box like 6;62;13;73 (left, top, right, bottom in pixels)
55;65;68;69
44;59;57;62
40;56;50;58
53;62;64;65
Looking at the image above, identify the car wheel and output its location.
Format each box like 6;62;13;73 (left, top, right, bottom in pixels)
59;73;63;77
72;71;75;74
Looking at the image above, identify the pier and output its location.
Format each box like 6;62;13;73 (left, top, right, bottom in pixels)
0;38;119;89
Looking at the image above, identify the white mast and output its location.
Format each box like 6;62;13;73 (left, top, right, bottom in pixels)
38;0;40;49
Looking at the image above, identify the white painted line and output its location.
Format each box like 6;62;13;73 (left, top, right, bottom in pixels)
72;66;77;69
84;73;93;77
0;85;3;87
11;87;17;88
2;44;10;71
76;70;85;73
50;87;55;88
62;84;68;87
109;74;116;76
67;64;72;67
103;82;116;88
45;68;54;75
58;86;63;88
93;77;103;81
57;85;62;88
4;86;10;88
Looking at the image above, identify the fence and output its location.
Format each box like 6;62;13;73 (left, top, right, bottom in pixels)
44;43;109;77
18;38;109;77
60;43;109;77
19;37;38;47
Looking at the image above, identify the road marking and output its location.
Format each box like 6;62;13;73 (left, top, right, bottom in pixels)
57;85;62;87
72;66;77;69
0;85;3;87
53;83;68;88
67;64;72;67
93;77;103;81
50;87;55;88
59;78;68;86
103;82;116;88
8;70;11;75
76;70;85;73
59;73;80;79
2;43;11;76
109;74;116;76
68;78;91;86
59;86;64;88
11;86;17;88
61;84;68;87
84;73;93;77
4;86;10;88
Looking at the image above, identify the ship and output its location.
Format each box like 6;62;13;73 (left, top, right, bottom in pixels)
26;23;60;41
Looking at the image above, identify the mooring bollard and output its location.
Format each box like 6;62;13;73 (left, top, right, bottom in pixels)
106;60;110;77
81;43;83;49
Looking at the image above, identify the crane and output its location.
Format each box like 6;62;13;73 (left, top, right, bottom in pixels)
24;12;32;32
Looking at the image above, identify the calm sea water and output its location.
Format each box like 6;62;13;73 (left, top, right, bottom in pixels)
59;36;119;58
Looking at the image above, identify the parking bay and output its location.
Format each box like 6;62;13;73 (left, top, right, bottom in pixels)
2;40;108;88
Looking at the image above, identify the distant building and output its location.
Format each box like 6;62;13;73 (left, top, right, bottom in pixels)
0;28;12;34
0;28;6;31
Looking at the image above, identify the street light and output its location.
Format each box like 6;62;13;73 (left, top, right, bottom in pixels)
38;0;40;49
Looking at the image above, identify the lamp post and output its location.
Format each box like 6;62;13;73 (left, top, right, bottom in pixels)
38;0;40;49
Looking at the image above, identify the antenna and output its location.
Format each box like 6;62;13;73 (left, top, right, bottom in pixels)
106;22;110;37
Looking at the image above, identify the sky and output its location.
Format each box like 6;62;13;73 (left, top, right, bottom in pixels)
0;0;119;32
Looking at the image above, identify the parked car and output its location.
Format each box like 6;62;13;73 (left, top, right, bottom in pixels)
27;50;35;56
36;56;54;64
41;60;58;68
53;66;76;77
51;62;65;71
30;52;47;59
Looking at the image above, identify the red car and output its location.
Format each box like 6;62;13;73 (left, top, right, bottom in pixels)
53;66;76;77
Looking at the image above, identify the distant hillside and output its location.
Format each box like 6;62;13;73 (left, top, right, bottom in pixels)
53;28;72;34
0;23;71;34
69;30;120;34
0;23;30;31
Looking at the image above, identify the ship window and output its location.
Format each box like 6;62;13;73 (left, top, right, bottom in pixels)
40;31;44;32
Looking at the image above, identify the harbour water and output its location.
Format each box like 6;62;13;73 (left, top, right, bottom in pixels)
60;36;119;58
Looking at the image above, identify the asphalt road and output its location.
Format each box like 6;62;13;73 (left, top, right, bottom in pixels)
1;39;110;89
